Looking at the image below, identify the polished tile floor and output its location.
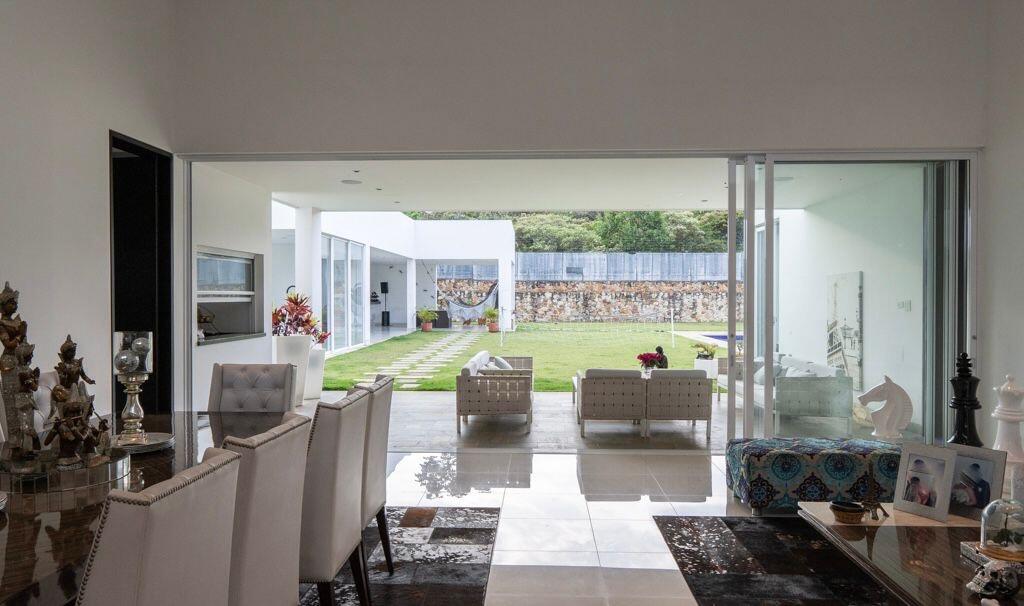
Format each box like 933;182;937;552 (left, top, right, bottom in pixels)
383;451;751;605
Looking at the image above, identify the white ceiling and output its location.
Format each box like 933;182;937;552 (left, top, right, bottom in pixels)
208;158;923;212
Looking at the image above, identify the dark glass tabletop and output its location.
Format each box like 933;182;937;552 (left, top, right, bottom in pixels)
0;411;292;606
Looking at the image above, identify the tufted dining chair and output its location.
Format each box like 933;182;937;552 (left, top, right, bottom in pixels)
208;363;296;412
223;412;312;606
76;447;241;606
299;391;371;606
349;375;395;575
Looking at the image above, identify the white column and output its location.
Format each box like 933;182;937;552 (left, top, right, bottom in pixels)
292;207;322;303
362;249;371;344
406;258;416;328
498;257;515;330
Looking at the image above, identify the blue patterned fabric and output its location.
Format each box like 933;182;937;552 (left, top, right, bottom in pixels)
726;437;901;511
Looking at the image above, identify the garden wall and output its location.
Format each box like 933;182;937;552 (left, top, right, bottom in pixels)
438;279;742;323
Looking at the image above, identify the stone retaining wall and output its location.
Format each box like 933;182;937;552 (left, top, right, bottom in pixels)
437;279;743;322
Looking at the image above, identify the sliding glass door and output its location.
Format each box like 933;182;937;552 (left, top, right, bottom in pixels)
727;155;972;444
323;235;369;352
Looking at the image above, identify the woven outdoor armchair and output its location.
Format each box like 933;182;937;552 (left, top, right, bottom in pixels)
456;351;534;434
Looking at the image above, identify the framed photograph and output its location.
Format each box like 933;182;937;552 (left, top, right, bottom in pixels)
894;443;957;521
947;443;1007;520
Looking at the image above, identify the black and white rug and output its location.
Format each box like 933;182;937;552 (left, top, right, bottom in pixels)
654;516;899;605
300;506;497;606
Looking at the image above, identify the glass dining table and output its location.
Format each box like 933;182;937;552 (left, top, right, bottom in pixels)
0;411;293;606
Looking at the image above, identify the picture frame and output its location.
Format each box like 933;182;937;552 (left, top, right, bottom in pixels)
947;443;1007;520
894;443;957;522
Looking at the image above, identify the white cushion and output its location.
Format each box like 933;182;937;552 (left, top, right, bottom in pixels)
650;369;706;379
785;368;816;378
585;369;642;379
492;356;513;370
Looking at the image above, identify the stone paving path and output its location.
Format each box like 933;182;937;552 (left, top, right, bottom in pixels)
367;330;484;389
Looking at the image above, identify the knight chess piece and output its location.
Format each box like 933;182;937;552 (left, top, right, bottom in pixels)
858;375;914;440
949;353;984;447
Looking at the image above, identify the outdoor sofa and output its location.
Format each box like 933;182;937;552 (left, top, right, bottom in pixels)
574;368;712;438
456;350;533;433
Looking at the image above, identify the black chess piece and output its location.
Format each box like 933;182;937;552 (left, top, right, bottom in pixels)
948;352;984;447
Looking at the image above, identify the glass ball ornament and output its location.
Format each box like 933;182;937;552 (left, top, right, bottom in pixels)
113;349;140;374
982;499;1024;562
130;337;150;355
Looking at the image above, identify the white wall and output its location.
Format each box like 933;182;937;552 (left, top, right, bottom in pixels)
370;262;409;327
270;236;295;304
416;263;439;312
978;1;1024;445
0;0;178;414
320;212;416;258
173;1;985;154
191;164;273;408
775;168;925;427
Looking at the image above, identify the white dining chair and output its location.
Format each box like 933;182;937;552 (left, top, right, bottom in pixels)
76;448;241;606
208;363;296;412
299;392;371;606
350;375;395;574
223;412;312;606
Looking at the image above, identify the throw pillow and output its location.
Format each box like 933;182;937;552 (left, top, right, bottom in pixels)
753;366;766;385
786;368;815;378
492;356;513;370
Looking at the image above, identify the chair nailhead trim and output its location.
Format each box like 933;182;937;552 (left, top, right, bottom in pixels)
223;415;311;450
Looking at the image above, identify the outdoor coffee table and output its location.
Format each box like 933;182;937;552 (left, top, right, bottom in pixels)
798;501;1017;605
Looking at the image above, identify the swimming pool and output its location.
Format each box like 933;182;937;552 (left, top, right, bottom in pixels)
702;333;743;346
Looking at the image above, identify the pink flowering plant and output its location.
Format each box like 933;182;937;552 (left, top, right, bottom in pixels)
271;292;330;345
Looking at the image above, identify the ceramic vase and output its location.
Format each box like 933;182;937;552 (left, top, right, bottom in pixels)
304;346;326;400
274;334;310;407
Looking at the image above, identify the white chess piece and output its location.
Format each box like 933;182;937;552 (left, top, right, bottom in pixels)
858;375;913;439
993;375;1024;464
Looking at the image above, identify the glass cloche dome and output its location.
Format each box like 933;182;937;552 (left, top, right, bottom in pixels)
982;499;1024;562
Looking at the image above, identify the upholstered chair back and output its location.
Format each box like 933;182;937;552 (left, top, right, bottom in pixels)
350;375;394;525
299;392;370;583
77;448;241;606
208;363;295;412
223;412;312;606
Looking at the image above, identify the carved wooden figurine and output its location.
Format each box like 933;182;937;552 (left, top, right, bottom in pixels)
12;367;42;454
55;335;95;390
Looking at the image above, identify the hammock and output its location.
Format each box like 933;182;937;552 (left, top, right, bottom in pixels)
444;282;498;323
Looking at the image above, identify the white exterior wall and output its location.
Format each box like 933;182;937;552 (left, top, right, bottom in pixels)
191;164;273;409
270;238;295;304
775;169;925;428
320;212;416;258
370;263;410;327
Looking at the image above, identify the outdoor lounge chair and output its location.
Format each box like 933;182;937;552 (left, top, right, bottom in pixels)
456;351;534;433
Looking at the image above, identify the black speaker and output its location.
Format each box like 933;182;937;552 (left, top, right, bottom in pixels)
380;281;389;294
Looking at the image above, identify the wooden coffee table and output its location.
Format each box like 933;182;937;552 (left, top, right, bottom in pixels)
799;502;1024;605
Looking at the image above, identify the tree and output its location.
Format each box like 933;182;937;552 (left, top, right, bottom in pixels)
595;211;674;252
514;213;602;251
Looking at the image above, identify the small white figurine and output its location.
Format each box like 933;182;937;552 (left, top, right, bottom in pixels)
993;375;1024;464
858;375;913;440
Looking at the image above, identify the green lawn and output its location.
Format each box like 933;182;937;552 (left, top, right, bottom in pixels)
323;322;726;392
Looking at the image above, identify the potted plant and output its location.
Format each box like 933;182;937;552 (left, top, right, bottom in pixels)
691;342;719;380
272;292;330;405
417;308;438;332
483;307;500;332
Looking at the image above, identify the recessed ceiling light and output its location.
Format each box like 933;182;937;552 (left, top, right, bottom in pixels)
775;176;795;182
393;201;401;204
341;179;362;185
376;187;382;191
700;199;708;203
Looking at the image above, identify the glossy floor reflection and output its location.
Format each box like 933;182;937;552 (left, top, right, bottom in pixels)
384;451;750;605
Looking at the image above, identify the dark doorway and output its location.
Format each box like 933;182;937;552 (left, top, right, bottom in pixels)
110;132;173;418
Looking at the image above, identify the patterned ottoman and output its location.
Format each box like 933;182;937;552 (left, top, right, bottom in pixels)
726;437;901;513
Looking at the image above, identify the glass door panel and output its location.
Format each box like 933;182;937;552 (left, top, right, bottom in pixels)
332;238;349;349
350;242;365;345
321;236;331;350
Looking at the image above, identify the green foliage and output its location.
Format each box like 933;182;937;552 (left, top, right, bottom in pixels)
407;210;731;253
594;212;674;252
416;308;438;322
482;307;499;322
691;342;718;360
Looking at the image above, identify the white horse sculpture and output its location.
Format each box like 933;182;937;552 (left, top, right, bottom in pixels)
858;376;913;439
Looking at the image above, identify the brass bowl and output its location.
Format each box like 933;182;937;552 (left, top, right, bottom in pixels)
830;503;867;524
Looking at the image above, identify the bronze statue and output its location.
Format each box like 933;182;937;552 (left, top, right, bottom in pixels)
55;335;95;390
12;367;42;454
44;416;86;468
0;282;27;372
14;342;34;372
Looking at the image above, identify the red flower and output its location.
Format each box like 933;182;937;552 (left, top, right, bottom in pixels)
272;291;329;345
637;352;662;368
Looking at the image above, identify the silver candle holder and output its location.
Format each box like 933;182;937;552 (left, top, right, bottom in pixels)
112;331;173;452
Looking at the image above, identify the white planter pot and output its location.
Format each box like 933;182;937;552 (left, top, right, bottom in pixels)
304;346;326;400
694;358;719;380
274;335;311;407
